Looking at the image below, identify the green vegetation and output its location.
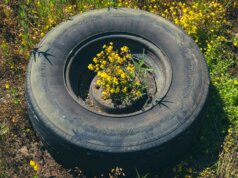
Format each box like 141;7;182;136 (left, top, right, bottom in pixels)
0;0;237;177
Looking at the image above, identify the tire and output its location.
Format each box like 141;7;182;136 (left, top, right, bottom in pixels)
26;8;209;174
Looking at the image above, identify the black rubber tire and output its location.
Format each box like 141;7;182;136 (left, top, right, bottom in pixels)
26;8;209;174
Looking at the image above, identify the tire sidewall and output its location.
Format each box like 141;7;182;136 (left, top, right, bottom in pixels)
26;8;209;154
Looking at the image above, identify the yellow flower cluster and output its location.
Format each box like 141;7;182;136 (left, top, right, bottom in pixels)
162;1;226;39
63;4;76;16
29;160;38;171
117;0;138;9
88;42;144;102
139;1;230;51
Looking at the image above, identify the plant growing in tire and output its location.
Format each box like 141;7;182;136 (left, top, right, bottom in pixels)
87;42;153;114
26;8;209;175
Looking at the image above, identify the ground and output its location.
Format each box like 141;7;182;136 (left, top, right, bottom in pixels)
0;0;238;177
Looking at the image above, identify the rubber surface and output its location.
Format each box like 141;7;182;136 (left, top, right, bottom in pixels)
26;8;209;173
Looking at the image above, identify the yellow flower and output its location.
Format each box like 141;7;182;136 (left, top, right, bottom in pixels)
88;64;94;70
102;91;107;96
93;57;98;63
117;57;123;64
5;83;10;89
121;46;129;53
106;76;112;82
106;46;113;53
33;164;38;171
127;65;135;72
29;160;36;166
116;68;123;75
122;87;127;93
102;60;107;65
97;53;102;57
113;77;119;85
103;72;108;79
96;79;101;85
120;72;126;79
110;88;115;93
108;56;114;63
135;91;142;97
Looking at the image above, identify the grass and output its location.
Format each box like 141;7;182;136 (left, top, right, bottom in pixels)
0;0;238;177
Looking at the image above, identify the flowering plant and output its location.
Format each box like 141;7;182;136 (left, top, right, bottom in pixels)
88;42;150;104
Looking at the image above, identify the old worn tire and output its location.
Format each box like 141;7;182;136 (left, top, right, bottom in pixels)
26;8;209;174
